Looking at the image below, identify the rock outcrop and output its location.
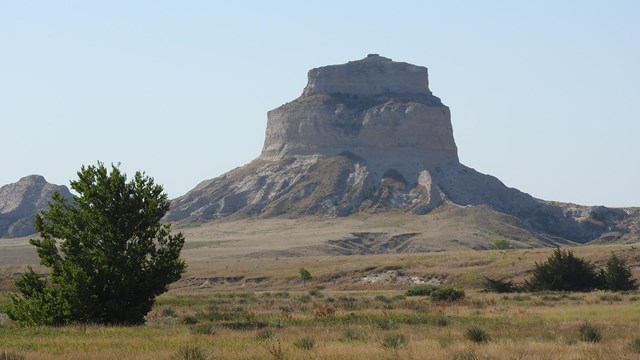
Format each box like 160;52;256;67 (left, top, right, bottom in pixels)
0;175;73;238
261;54;458;182
166;55;640;244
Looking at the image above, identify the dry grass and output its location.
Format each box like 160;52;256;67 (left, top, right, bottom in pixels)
1;289;640;359
1;216;640;359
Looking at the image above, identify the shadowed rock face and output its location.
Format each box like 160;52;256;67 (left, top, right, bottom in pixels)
260;55;458;182
0;175;73;238
167;56;640;244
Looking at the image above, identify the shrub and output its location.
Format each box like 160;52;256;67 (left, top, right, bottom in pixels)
172;345;210;360
182;315;198;324
0;351;26;360
293;336;315;350
525;248;600;292
490;238;512;250
430;287;465;301
629;337;640;353
381;334;408;349
579;322;602;343
406;285;437;296
482;277;520;293
604;254;637;291
465;326;490;343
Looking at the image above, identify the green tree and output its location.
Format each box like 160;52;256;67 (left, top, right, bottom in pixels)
525;248;600;292
604;254;637;291
299;267;312;286
4;163;185;325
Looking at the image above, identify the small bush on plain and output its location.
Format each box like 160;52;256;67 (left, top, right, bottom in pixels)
0;350;26;360
406;284;437;296
430;287;465;301
489;238;511;250
381;333;408;349
629;337;640;353
465;326;490;343
579;322;602;343
293;336;315;350
255;328;275;341
526;248;600;292
482;277;520;293
604;254;637;291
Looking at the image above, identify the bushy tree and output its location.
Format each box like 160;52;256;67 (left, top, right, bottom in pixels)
525;248;600;292
4;163;185;325
604;254;637;291
299;267;312;286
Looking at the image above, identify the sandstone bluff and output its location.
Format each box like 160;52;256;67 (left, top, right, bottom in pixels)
167;55;638;244
0;175;73;238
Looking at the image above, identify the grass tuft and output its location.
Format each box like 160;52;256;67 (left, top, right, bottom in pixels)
465;326;490;343
0;350;26;360
172;345;210;360
293;336;316;350
255;328;275;341
381;333;408;349
579;322;602;343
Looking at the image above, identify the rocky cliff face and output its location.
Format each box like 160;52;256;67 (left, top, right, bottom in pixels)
261;55;458;182
0;175;73;238
167;55;640;244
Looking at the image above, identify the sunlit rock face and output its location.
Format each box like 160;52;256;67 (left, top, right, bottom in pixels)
260;54;459;183
0;175;73;237
166;55;639;245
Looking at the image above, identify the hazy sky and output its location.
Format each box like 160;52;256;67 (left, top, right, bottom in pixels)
1;1;638;207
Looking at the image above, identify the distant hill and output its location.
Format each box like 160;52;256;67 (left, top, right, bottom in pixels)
166;55;640;246
0;175;73;238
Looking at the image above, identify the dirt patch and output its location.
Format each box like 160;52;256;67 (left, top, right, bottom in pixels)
352;269;445;286
325;232;419;255
172;275;270;290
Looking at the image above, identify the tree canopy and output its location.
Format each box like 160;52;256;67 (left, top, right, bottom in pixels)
4;163;185;325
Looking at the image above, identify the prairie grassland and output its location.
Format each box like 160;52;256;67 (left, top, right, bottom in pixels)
2;240;640;359
2;288;640;358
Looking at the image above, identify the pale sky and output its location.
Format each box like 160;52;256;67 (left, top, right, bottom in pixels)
1;1;639;207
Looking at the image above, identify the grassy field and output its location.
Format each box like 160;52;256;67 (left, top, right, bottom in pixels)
1;242;640;359
1;289;640;359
